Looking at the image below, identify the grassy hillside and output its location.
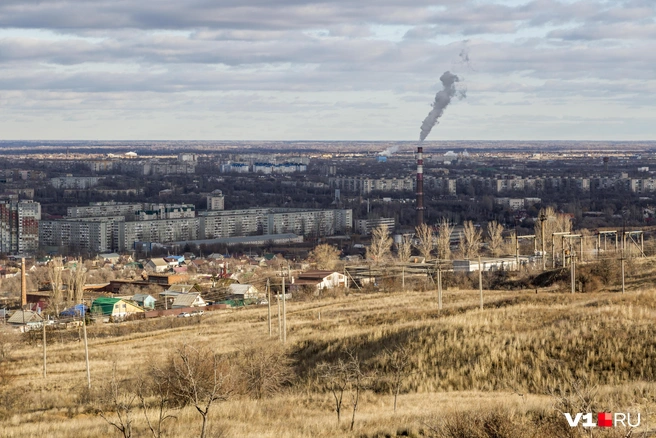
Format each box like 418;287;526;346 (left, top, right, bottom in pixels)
2;272;656;437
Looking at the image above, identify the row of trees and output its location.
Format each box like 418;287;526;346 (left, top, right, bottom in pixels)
363;207;573;263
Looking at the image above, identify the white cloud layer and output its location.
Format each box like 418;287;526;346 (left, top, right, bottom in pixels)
0;0;654;140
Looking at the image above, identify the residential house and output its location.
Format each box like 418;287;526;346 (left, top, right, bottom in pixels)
8;310;43;329
294;270;348;290
132;293;157;310
91;297;144;319
227;284;259;299
145;258;169;273
171;293;207;308
98;253;121;264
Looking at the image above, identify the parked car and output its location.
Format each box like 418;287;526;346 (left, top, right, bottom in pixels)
177;312;191;318
190;310;204;316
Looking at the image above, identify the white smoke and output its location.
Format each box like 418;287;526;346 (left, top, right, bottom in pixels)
419;71;460;142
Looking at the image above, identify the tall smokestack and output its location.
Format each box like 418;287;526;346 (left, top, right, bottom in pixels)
21;257;27;308
416;146;424;226
416;70;463;227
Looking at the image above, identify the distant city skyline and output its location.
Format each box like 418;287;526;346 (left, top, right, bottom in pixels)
0;0;653;141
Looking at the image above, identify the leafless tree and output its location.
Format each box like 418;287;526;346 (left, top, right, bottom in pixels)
436;218;454;260
414;224;434;260
137;361;178;438
97;363;137;438
396;235;413;262
318;357;352;425
309;244;342;270
486;221;505;256
72;258;87;304
317;350;372;431
384;344;413;413
346;351;371;432
48;257;64;315
366;224;392;263
237;342;293;400
535;206;572;257
164;344;233;438
460;221;482;259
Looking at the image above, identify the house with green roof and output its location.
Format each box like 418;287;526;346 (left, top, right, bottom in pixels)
91;297;144;320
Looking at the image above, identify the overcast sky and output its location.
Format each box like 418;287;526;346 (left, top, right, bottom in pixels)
0;0;654;141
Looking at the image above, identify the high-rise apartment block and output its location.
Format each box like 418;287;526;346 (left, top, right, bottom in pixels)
0;200;41;254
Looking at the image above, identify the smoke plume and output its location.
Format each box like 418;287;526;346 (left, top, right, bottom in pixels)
419;71;460;142
379;145;399;156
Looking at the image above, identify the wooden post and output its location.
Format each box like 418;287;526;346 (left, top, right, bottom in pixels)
551;234;556;269
83;317;91;389
267;279;271;338
515;233;519;269
282;277;287;344
42;320;47;378
478;256;483;310
401;265;405;291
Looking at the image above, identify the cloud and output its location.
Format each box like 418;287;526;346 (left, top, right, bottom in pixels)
0;0;654;140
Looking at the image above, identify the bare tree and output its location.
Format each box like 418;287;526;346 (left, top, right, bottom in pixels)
164;344;233;438
436;218;454;260
535;206;572;257
48;257;64;315
486;221;505;256
384;344;413;413
414;224;434;260
366;224;392;263
309;244;341;270
346;351;371;432
317;350;372;431
318;358;352;425
97;363;137;438
396;235;413;263
237;342;293;400
460;221;482;259
72;258;87;304
137;362;178;438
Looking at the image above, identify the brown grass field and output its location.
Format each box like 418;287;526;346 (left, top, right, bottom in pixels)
3;258;656;437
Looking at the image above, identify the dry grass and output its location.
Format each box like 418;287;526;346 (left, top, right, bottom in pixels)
3;272;656;436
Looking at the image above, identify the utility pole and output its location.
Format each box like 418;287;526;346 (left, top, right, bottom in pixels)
478;256;483;310
42;320;47;378
267;279;271;338
621;254;625;294
437;265;442;310
277;287;282;342
570;252;576;294
83;311;91;389
282;277;287;344
540;213;546;271
401;265;405;291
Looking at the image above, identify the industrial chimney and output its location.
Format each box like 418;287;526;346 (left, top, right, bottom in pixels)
21;257;27;308
416;146;424;226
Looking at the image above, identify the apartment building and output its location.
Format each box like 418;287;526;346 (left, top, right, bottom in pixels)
199;208;353;240
118;217;200;251
39;219;113;253
67;202;144;219
354;217;395;235
135;204;195;221
206;190;225;211
0;200;41;254
50;176;102;189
